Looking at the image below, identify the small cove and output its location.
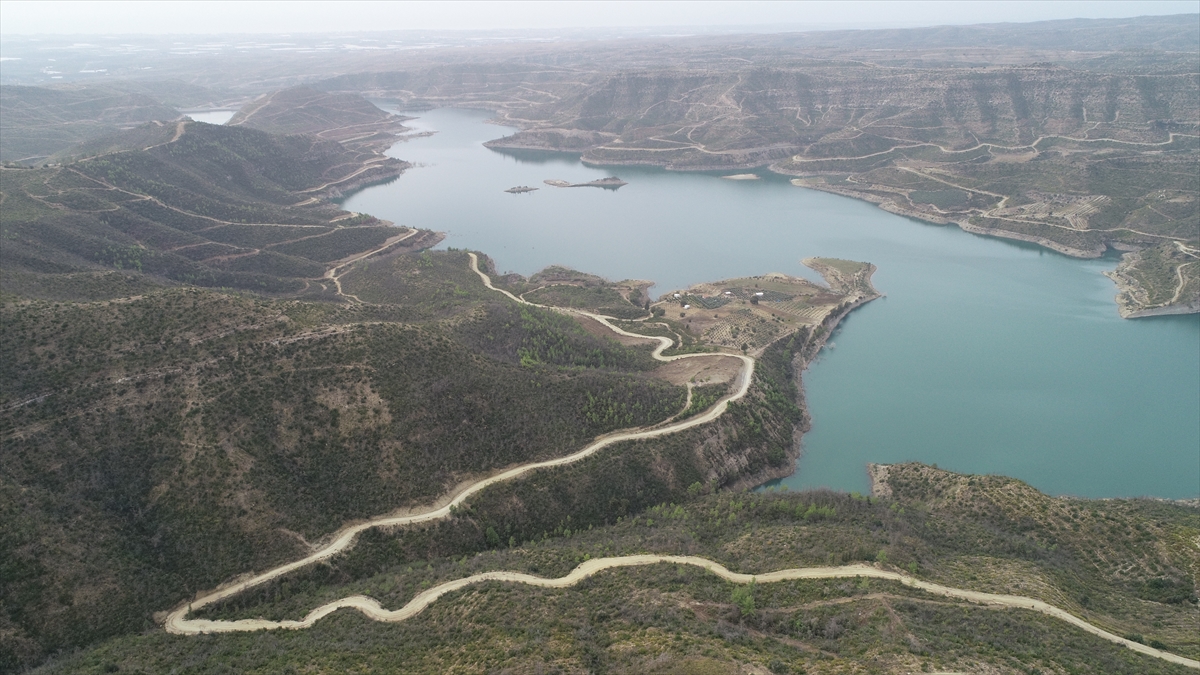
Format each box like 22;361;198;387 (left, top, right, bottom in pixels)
342;107;1200;500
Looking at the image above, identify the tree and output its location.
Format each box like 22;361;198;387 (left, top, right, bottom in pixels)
732;580;755;616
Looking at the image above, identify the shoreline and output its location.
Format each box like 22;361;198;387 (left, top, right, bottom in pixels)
319;160;410;199
483;129;1125;263
737;263;882;491
465;120;1193;318
776;175;1108;260
1105;259;1200;319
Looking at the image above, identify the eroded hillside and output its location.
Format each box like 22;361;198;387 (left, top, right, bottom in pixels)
228;86;414;153
37;465;1197;674
309;17;1200;315
1;121;409;297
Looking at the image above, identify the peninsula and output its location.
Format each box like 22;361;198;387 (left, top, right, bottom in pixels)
4;15;1198;675
311;15;1199;316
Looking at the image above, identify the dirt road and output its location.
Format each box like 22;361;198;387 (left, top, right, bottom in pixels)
164;253;754;633
168;554;1198;668
160;254;1197;669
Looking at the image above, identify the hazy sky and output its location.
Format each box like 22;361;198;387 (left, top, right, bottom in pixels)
1;0;1196;35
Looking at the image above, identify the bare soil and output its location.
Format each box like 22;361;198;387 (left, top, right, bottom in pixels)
652;355;743;386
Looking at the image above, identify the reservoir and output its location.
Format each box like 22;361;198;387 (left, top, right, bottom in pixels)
342;107;1200;500
185;110;235;125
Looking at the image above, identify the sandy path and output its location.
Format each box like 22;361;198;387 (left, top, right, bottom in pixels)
165;253;753;633
299;157;389;194
168;554;1198;668
323;228;420;301
161;255;1199;668
1170;242;1199;305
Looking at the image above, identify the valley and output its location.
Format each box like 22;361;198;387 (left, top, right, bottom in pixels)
1;12;1197;674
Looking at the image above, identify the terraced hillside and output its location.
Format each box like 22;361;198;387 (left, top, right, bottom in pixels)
1;120;409;297
0;84;181;163
311;16;1199;315
228;86;414;153
0;250;710;669
38;465;1198;674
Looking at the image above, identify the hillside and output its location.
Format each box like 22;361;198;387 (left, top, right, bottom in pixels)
0;249;699;670
1;120;409;297
309;15;1200;315
0;85;181;163
2;15;1198;674
8;242;1195;673
228;86;412;152
1;229;884;671
34;465;1198;674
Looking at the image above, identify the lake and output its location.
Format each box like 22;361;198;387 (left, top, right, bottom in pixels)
186;110;235;125
342;107;1200;500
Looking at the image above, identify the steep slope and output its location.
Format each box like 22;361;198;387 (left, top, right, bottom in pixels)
228;86;412;152
0;85;181;163
0;250;700;670
37;466;1198;674
1;120;408;297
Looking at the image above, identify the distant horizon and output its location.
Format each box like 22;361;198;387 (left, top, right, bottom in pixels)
1;1;1197;36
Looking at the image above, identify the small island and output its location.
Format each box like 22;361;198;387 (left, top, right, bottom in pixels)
544;176;628;190
504;185;538;193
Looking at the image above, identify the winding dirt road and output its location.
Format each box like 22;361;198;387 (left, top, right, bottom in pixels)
167;554;1198;668
323;227;422;301
161;254;1198;669
165;253;753;632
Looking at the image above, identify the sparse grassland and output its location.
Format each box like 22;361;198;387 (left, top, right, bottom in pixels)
651;261;879;355
0;249;693;670
0;121;408;297
43;467;1198;674
1106;241;1200;316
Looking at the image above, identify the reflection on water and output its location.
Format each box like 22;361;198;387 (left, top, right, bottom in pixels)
185;110;235;125
342;107;1200;499
486;147;585;166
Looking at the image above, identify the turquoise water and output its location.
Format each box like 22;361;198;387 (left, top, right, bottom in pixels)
342;108;1200;499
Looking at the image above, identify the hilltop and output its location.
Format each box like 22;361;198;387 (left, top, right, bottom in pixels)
0;84;181;164
228;86;413;152
2;15;1198;673
1;120;411;298
308;14;1200;315
1;172;872;670
1;245;819;671
33;463;1199;674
